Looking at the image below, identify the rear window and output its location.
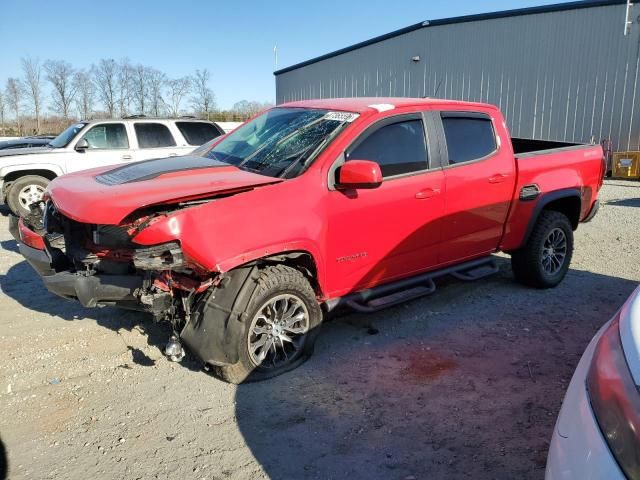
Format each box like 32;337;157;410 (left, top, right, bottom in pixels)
134;123;176;149
176;122;222;146
442;114;497;164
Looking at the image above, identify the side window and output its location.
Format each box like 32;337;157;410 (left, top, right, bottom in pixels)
347;119;428;177
441;115;497;165
176;122;222;146
134;123;176;149
81;124;129;149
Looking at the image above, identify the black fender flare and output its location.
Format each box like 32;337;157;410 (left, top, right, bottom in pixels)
521;188;581;246
180;265;260;366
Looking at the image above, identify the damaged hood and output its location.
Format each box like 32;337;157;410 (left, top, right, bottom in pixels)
48;155;282;224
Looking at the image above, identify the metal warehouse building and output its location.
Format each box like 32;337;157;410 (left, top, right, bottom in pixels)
274;0;640;151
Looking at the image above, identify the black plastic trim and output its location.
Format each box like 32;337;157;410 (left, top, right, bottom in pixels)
441;111;492;120
521;188;582;245
325;256;498;312
180;265;259;366
39;271;143;307
583;199;600;223
18;246;144;307
19;242;55;277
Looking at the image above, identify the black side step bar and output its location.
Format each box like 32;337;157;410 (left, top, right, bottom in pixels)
326;257;499;313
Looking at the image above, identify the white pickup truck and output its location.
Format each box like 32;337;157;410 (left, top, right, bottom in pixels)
0;117;224;216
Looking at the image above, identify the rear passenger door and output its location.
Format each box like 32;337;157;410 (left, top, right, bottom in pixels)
132;122;182;160
326;113;445;295
438;111;516;264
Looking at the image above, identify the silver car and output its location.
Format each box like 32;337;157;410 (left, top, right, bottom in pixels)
546;286;640;479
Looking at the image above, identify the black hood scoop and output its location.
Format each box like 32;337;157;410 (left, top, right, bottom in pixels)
95;155;228;186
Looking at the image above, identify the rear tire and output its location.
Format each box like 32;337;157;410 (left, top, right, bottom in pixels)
6;175;49;218
212;265;322;384
511;210;574;289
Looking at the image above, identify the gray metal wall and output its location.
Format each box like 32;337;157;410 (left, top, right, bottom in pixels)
275;3;640;151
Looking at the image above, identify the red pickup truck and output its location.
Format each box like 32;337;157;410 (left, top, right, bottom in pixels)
12;98;604;383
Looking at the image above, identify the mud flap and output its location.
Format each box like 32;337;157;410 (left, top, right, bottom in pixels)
180;265;259;366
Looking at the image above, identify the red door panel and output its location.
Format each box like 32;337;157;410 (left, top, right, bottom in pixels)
438;113;516;264
326;169;445;297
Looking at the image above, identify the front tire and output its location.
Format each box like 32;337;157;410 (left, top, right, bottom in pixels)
6;175;49;218
212;265;322;384
511;210;574;289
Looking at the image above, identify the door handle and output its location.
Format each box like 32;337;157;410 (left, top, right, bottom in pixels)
121;154;132;160
415;187;441;199
488;173;509;183
169;153;178;157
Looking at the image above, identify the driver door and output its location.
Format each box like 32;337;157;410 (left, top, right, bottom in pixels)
66;122;134;173
326;113;445;297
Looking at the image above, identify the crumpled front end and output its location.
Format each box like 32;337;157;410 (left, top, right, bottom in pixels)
15;200;218;325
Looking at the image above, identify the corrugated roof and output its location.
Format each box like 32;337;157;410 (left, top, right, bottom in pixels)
274;0;628;75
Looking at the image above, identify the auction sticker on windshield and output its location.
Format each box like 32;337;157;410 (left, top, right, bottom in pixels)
323;112;359;122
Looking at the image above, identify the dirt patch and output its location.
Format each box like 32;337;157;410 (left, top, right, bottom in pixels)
0;180;639;479
401;348;458;381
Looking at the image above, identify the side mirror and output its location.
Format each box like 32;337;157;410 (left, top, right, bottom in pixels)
75;138;89;152
336;160;382;189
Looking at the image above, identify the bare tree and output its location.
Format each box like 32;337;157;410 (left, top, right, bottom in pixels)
0;91;6;135
166;77;191;117
73;70;95;119
117;58;133;117
45;60;76;118
5;78;23;136
132;64;148;115
147;68;167;117
93;58;118;118
232;100;273;119
21;57;43;134
190;69;215;120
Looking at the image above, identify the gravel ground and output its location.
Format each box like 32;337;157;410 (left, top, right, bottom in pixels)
0;180;639;480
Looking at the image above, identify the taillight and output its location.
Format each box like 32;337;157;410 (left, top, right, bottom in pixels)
587;313;640;479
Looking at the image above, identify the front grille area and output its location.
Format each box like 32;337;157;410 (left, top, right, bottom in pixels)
93;224;133;248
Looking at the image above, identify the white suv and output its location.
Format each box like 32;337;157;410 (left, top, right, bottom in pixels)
0;117;224;216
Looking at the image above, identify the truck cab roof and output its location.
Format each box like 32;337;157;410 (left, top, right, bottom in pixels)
280;97;498;114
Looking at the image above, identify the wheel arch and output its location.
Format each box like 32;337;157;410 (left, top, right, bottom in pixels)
180;255;324;372
2;168;59;200
215;245;326;300
523;189;581;245
260;251;320;291
3;169;59;183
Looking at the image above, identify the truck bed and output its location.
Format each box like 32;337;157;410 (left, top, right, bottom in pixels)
511;137;583;156
499;139;604;252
